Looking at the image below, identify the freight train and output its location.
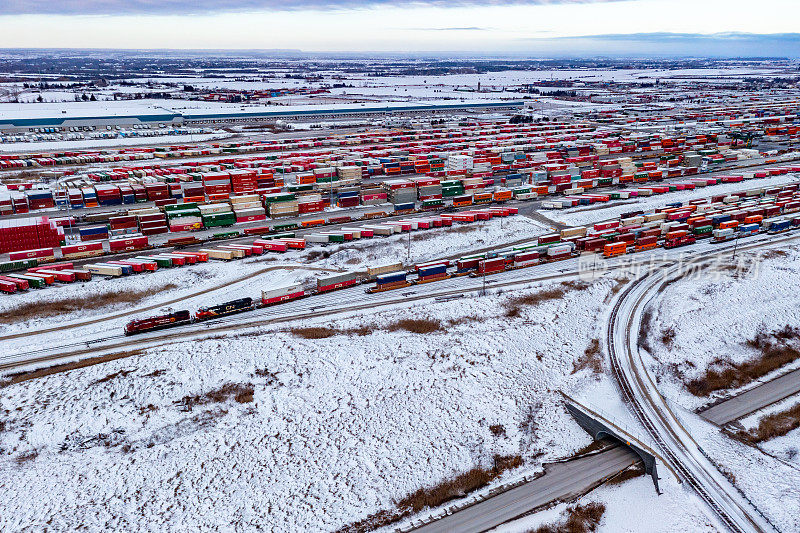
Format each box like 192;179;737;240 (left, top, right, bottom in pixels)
123;271;362;334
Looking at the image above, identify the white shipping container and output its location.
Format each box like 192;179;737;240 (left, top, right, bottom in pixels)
199;248;235;261
262;284;305;300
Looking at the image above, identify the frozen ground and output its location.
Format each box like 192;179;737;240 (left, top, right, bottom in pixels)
0;275;618;531
549;171;799;228
641;242;800;411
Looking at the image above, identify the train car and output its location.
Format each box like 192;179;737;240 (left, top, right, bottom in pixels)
416;263;450;283
0;279;17;294
712;228;736;243
546;243;575;261
512;250;540;268
414;260;450;272
738;223;760;237
195;297;256;321
84;263;124;277
61;269;92;281
603;241;628;258
634;236;659;252
664;232;696;249
6;274;46;289
262;284;306;305
455;255;482;275
29;269;76;283
317;272;359;293
472;257;506;276
125;310;192;335
767;219;792;234
367;271;411;293
0;275;29;291
107;260;144;273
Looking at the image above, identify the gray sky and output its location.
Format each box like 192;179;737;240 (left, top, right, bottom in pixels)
1;0;798;54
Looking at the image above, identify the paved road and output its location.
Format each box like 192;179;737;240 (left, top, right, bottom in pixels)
701;367;800;425
412;446;638;533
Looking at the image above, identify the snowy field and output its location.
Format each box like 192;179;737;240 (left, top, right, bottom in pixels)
0;275;616;531
642;242;800;411
675;406;800;532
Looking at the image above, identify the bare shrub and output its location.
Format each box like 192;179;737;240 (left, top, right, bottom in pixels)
605;463;645;485
736;403;800;443
687;326;800;396
387;318;442;334
92;369;135;385
503;281;588;318
761;249;787;260
291;327;339;339
530;502;606;533
0;284;179;324
306;250;331;261
573;338;603;374
489;424;506;437
15;450;38;466
179;383;255;410
638;308;653;352
661;327;676;348
335;455;523;533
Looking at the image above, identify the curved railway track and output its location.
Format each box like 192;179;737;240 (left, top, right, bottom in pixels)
605;236;797;532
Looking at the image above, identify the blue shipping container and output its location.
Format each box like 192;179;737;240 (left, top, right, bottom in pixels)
376;272;407;284
418;264;447;277
80;225;109;236
393;202;415;211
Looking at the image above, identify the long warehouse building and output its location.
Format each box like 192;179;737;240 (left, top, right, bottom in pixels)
0;100;525;133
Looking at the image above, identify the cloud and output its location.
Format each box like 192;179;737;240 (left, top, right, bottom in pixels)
516;32;800;57
412;27;488;31
0;0;621;16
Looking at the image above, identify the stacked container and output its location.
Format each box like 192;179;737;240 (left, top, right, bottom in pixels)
199;203;235;227
0;217;64;254
231;194;266;222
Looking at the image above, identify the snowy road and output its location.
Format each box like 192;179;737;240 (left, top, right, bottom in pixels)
411;446;639;533
701;367;800;426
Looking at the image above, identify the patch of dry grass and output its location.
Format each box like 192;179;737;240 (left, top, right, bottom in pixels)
687;326;800;396
387;318;442;334
178;382;255;410
335;455;523;533
529;502;606;533
736;403;800;443
605;463;645;485
504;281;590;318
0;283;179;324
572;338;603;374
92;368;135;385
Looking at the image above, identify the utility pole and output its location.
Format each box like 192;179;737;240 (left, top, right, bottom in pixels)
733;232;740;259
407;228;411;261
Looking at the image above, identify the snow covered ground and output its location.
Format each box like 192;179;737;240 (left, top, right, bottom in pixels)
738;397;800;467
641;242;800;411
674;406;800;532
549;171;799;228
307;214;550;271
0;274;617;531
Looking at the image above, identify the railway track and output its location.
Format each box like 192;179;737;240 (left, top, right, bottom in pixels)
604;234;800;532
